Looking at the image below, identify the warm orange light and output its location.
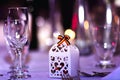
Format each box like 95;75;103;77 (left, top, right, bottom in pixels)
64;29;75;40
84;20;89;30
114;15;119;25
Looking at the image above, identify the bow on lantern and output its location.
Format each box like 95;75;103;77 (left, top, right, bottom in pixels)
57;35;70;46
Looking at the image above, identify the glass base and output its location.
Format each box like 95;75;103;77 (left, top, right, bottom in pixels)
8;74;31;79
96;61;116;69
8;66;31;79
8;71;31;80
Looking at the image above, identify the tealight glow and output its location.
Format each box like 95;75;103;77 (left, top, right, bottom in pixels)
64;29;75;40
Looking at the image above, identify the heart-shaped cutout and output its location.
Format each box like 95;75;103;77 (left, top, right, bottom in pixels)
63;70;68;74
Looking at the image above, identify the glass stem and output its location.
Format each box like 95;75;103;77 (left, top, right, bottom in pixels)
17;48;23;76
13;52;18;70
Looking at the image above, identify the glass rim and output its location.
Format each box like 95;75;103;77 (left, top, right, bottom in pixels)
8;7;28;10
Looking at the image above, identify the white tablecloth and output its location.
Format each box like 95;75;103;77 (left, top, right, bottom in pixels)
0;47;119;80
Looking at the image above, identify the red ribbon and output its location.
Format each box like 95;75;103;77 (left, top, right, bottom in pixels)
57;35;70;46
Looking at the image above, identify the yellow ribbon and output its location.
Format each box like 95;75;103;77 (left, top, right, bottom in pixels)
57;35;70;46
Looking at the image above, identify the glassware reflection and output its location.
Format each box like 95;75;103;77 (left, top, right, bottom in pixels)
91;1;119;68
3;7;31;79
74;0;93;55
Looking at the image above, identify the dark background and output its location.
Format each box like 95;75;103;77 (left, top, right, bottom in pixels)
0;0;76;50
0;0;115;50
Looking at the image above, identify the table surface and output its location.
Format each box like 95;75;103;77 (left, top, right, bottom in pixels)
0;46;119;80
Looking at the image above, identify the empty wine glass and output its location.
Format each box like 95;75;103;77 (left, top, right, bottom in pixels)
91;2;119;68
3;7;30;79
75;0;93;55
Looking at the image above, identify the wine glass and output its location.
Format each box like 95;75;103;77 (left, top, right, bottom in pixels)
74;0;93;55
91;3;119;68
3;7;30;79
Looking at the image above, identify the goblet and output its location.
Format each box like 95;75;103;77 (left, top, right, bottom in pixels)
91;4;119;68
75;0;93;55
3;7;30;79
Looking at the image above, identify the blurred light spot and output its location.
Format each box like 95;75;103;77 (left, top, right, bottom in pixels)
95;27;98;30
115;0;120;7
112;42;115;46
78;5;84;24
84;20;89;30
36;16;45;27
104;43;107;48
72;13;78;31
106;5;112;25
46;38;53;46
114;15;119;25
64;29;75;40
53;31;60;38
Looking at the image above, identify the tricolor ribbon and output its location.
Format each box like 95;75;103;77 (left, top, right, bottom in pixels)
57;35;70;46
